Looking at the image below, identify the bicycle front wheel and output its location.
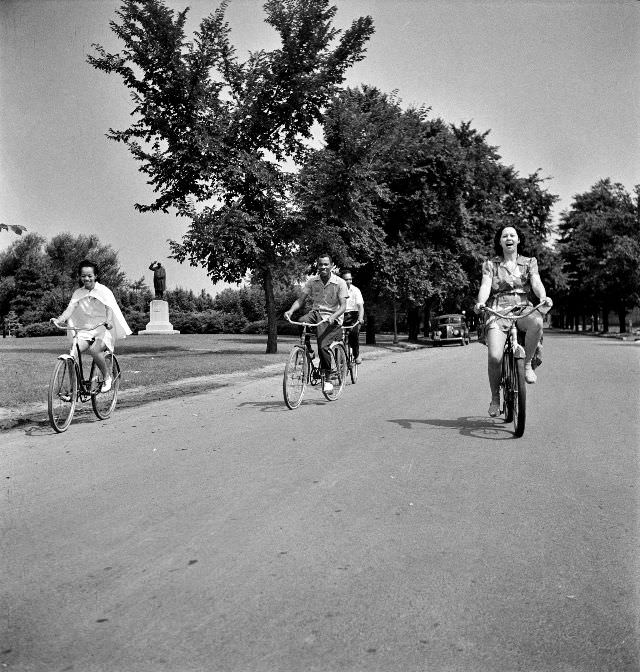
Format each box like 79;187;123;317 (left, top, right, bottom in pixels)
323;343;347;401
502;353;515;423
512;358;527;437
283;346;307;409
349;355;359;384
48;358;77;433
91;353;121;420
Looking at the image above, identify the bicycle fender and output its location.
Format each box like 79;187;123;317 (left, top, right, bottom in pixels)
57;354;75;362
513;344;526;359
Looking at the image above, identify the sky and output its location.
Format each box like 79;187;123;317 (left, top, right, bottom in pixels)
1;0;638;294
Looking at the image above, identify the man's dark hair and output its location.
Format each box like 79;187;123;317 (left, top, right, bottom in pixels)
493;225;527;256
317;252;332;263
78;259;99;277
341;268;353;277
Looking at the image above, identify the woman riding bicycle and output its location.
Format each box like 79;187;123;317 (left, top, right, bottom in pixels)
53;260;131;392
474;225;552;417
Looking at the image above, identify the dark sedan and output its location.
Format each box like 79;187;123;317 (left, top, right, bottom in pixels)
431;314;470;346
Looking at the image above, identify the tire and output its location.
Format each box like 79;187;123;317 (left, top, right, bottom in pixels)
48;358;77;433
91;353;121;420
512;357;527;437
323;343;347;401
349;359;358;384
502;353;515;423
283;346;307;409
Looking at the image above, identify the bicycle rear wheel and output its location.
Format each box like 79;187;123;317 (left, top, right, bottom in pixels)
91;353;121;420
512;358;527;437
283;346;307;409
323;343;347;401
48;358;77;433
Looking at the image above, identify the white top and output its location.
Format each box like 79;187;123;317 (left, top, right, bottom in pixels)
345;284;364;312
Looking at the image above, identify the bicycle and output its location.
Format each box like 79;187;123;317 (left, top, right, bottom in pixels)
48;321;121;432
479;301;549;437
341;323;359;384
282;318;348;409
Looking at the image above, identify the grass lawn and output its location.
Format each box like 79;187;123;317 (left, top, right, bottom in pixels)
0;332;411;425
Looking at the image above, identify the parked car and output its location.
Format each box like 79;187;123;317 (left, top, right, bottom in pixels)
431;313;470;346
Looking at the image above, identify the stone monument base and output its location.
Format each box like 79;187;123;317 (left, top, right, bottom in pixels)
138;299;180;335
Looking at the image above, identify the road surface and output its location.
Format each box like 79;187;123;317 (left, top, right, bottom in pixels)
2;333;639;671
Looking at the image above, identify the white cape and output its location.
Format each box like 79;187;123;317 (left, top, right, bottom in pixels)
67;282;132;341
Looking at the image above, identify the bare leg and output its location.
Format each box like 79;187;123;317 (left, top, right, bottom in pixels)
88;340;109;380
517;313;543;365
486;328;507;402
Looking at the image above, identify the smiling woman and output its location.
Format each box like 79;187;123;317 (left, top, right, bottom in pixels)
475;225;553;417
54;260;132;392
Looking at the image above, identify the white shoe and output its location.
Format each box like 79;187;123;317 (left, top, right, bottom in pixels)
355;356;363;364
323;381;334;393
524;364;537;384
101;377;112;393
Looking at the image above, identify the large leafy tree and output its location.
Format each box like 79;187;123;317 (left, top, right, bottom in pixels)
88;0;374;352
297;87;474;341
558;179;640;332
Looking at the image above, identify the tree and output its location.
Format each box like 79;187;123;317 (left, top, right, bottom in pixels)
558;179;640;332
297;87;475;341
89;0;374;352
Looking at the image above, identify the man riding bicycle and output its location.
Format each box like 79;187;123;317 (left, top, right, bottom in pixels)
341;269;364;365
284;253;348;393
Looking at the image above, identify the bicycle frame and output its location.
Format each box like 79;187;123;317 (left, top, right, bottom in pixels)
480;302;547;437
48;321;121;431
53;322;107;398
282;317;349;407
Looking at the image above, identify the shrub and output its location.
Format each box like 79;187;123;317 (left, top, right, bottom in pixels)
122;309;148;334
242;319;267;334
16;321;59;338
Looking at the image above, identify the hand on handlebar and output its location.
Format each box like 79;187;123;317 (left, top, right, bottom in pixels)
474;303;485;314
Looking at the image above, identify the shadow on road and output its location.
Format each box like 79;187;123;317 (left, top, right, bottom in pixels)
237;399;327;412
388;416;518;440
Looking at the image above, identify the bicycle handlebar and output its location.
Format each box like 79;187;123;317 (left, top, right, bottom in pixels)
51;319;108;332
479;301;550;320
284;318;325;328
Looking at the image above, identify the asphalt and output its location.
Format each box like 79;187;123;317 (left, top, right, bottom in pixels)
2;333;639;671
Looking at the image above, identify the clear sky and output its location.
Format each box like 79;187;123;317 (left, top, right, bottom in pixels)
1;0;638;294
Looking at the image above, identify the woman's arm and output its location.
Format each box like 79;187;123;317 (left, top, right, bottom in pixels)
104;305;114;330
476;274;493;308
530;274;547;302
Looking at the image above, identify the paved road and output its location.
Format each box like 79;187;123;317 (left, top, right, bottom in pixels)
2;333;639;672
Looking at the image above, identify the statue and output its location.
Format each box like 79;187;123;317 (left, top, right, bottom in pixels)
149;261;166;300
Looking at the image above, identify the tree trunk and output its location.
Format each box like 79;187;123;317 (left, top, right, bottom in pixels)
423;302;432;337
617;305;627;333
592;311;599;332
264;266;278;354
602;307;609;333
407;305;419;342
365;306;377;345
392;303;399;345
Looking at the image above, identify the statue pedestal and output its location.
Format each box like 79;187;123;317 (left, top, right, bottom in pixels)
138;300;180;335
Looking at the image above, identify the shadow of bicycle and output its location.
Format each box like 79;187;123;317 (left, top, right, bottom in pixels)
237;398;328;413
388;416;516;441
